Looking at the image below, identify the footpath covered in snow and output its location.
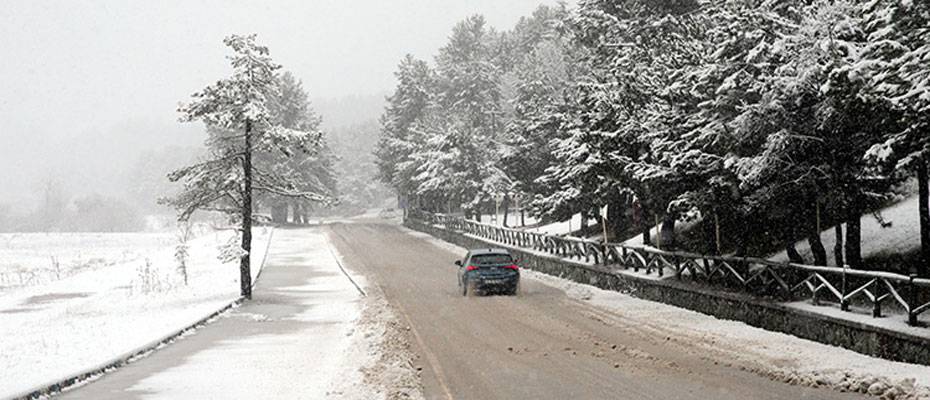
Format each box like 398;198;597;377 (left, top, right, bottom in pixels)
53;227;421;400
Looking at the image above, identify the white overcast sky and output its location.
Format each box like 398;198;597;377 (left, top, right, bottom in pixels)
0;0;567;204
0;0;564;140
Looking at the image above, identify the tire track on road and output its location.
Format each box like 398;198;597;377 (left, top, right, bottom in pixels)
326;225;454;400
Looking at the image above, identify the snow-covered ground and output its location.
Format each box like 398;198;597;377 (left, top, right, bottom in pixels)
531;213;594;235
621;218;701;246
477;211;540;229
0;227;271;398
410;229;930;399
106;228;422;400
478;212;599;236
770;195;921;265
0;232;175;289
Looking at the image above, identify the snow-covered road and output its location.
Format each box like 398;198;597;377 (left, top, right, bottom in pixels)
327;221;928;400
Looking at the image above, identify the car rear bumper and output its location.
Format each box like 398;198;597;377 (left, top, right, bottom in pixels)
473;275;519;289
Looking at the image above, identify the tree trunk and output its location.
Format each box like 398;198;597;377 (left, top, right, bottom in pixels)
240;119;253;299
607;199;626;241
502;196;510;228
919;162;930;277
292;202;303;225
808;232;827;266
834;224;845;267
301;203;311;224
786;242;805;264
640;208;651;246
807;201;827;265
520;209;525;227
845;212;862;268
703;217;717;255
580;211;589;236
270;201;287;224
661;213;676;250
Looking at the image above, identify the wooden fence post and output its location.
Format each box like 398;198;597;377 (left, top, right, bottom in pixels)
872;279;882;318
841;265;849;311
909;275;919;326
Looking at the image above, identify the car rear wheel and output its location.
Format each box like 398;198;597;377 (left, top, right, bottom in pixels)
464;280;478;297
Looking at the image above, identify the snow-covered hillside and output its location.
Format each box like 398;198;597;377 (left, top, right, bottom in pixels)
769;196;922;266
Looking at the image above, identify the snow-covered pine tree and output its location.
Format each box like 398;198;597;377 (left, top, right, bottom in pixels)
503;39;574;206
259;72;338;224
535;0;704;244
424;15;508;217
167;34;331;298
412;110;508;217
667;0;805;255
716;0;899;267
845;0;930;275
500;6;575;223
375;55;436;207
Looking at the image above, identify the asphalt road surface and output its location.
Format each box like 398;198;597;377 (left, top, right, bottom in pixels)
326;221;867;400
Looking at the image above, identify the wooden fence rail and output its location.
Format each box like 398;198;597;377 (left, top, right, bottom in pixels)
412;210;930;327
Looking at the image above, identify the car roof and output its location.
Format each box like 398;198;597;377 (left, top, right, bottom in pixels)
467;248;511;256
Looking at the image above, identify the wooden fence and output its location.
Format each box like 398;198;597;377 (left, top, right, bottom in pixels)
411;209;930;326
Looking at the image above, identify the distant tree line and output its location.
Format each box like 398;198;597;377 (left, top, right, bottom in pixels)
374;0;930;276
0;190;145;233
326;121;394;216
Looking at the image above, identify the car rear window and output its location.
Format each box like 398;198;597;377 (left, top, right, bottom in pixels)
471;254;513;265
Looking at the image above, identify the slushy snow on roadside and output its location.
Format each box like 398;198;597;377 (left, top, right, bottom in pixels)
523;269;930;399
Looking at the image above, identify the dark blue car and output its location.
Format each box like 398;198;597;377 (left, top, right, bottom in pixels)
455;248;520;296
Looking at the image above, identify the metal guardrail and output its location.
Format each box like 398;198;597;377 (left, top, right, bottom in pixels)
410;210;930;326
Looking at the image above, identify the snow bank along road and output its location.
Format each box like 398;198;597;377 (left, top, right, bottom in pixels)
327;221;928;400
55;228;374;400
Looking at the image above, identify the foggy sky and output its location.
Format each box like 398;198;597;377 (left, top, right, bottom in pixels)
0;0;563;208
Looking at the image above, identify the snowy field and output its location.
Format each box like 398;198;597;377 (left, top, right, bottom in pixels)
0;227;271;398
0;232;175;289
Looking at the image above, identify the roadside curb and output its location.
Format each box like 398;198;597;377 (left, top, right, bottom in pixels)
7;228;275;400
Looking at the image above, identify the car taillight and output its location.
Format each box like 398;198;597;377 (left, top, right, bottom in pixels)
503;265;519;270
466;265;479;271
